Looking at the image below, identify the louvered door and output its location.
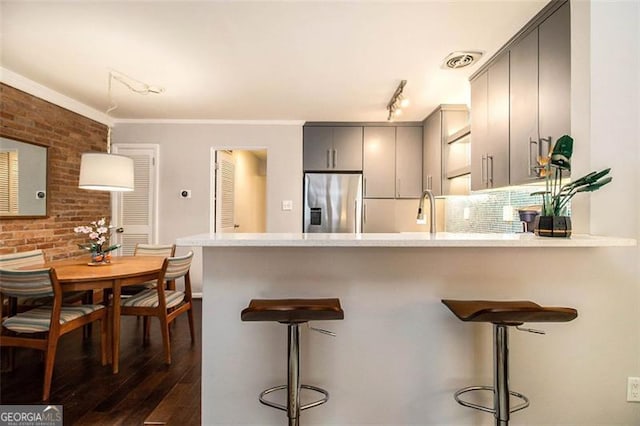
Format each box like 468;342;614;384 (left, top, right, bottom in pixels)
111;144;158;255
215;150;235;233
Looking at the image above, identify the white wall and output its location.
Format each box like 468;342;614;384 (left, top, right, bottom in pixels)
112;122;303;292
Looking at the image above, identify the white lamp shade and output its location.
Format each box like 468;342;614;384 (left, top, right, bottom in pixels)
78;153;134;191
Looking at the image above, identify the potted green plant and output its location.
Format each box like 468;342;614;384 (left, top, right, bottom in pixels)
531;135;612;237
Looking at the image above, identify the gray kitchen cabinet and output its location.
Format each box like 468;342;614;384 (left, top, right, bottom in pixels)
510;27;540;185
470;72;488;191
538;1;570;156
395;126;423;198
303;126;363;171
424;105;470;196
471;53;510;190
510;1;570;185
362;198;396;232
363;126;396;198
423;110;442;195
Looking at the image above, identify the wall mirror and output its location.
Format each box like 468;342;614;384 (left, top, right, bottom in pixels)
0;136;48;218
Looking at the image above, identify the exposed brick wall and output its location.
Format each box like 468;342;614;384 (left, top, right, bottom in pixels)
0;83;111;261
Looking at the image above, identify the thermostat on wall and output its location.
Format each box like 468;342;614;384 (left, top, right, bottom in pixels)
180;190;192;199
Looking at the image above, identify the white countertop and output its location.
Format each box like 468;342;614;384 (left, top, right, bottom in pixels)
176;232;636;248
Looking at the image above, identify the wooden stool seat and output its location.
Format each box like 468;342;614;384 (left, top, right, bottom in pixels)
442;299;578;425
241;298;344;323
442;299;578;325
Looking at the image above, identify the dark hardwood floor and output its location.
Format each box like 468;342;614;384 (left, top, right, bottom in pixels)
1;300;202;425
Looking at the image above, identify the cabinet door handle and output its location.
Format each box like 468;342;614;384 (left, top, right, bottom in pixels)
528;137;539;177
332;149;337;168
363;202;367;224
481;155;487;186
363;177;367;197
488;155;494;186
326;149;331;168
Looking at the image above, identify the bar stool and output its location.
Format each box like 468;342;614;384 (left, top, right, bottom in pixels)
441;299;577;426
241;298;344;426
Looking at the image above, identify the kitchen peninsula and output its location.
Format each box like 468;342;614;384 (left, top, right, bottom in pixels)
177;232;636;425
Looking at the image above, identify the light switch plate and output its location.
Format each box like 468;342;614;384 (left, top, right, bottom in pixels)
628;377;640;402
281;200;293;211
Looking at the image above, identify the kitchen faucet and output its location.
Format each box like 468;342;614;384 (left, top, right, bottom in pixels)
416;189;437;235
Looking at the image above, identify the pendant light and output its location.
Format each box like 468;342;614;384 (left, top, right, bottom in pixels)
78;70;163;192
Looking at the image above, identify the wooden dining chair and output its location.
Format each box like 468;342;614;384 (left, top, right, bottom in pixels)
120;251;195;364
0;250;86;313
122;243;177;296
0;267;108;401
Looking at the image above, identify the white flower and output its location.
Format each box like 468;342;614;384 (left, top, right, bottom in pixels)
97;236;106;245
89;232;99;240
97;227;108;234
98;218;106;226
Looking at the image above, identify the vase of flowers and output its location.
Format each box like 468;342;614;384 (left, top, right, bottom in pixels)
531;135;612;237
74;217;120;264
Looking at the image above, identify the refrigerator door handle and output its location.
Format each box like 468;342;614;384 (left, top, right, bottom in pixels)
333;149;337;168
363;202;367;225
326;150;331;168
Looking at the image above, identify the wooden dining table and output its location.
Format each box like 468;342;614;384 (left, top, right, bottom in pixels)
36;255;165;374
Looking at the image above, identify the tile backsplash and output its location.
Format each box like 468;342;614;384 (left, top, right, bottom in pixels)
444;186;570;233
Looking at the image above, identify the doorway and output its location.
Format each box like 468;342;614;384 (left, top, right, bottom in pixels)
111;144;159;254
211;148;267;233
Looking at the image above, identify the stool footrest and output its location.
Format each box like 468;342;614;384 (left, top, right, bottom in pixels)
259;384;329;412
454;385;530;414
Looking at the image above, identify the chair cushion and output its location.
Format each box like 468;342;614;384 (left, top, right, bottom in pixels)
121;289;185;309
2;304;105;333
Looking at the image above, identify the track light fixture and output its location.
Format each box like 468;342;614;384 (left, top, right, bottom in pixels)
387;80;408;121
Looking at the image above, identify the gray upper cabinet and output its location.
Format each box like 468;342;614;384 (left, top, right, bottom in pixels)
472;0;570;190
424;106;469;196
486;52;511;189
395;127;423;198
363;127;396;198
471;53;509;191
470;71;489;191
423;111;442;195
510;1;570;185
539;1;570;152
303;126;363;171
510;27;540;185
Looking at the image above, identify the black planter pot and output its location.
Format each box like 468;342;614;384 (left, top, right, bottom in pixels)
534;216;572;238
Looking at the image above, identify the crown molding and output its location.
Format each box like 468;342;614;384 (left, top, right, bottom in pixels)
0;67;112;126
114;118;305;126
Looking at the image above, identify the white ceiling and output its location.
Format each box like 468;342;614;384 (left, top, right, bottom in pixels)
0;1;548;122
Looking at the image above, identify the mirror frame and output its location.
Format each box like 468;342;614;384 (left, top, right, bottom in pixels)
0;134;49;219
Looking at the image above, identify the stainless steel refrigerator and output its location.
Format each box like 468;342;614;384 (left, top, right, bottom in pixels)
304;173;363;233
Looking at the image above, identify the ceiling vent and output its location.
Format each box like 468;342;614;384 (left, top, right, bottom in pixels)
442;51;483;69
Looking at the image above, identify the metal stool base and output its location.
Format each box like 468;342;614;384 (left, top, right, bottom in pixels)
259;384;329;411
454;385;530;414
